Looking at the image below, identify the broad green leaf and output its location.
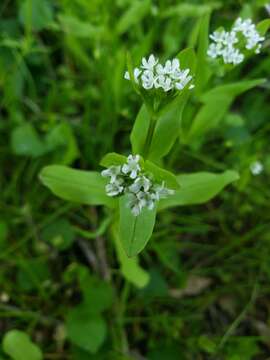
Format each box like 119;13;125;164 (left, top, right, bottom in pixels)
144;160;180;190
257;19;270;35
148;94;187;162
159;170;239;210
131;104;151;155
39;165;116;208
116;0;151;35
113;225;150;288
2;330;42;360
119;194;156;257
66;305;106;354
19;0;54;31
11;123;47;157
100;152;127;167
79;274;114;313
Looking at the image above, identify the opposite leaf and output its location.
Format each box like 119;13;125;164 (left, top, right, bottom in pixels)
159;170;239;210
100;152;127;167
40;165;116;208
119;194;156;257
144;160;180;190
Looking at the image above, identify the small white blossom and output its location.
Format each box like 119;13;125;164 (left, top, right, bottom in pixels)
124;67;141;83
141;54;159;71
129;176;152;193
250;161;263;176
266;4;270;15
153;182;175;201
122;155;141;179
105;179;124;196
101;165;121;183
141;70;155;90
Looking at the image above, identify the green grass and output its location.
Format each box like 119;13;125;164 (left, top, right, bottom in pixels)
1;0;270;359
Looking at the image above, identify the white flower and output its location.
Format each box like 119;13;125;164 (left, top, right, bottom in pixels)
124;67;141;83
208;17;264;66
101;165;121;183
122;155;141;179
155;74;173;92
124;55;194;93
266;4;270;15
127;193;145;216
105;179;124;197
129;175;152;193
250;161;263;176
137;191;156;210
141;54;158;71
153;182;175;201
141;70;155;89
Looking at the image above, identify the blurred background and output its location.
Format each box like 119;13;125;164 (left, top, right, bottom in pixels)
0;0;270;359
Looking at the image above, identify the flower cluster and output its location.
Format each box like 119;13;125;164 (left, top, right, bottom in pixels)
250;161;264;176
124;54;194;92
208;17;265;65
101;155;175;216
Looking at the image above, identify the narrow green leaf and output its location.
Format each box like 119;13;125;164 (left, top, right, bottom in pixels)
131;104;151;155
100;152;127;167
201;79;265;102
144;160;180;190
119;194;156;257
39;165;116;208
3;330;42;360
148;94;187;162
159;170;239;210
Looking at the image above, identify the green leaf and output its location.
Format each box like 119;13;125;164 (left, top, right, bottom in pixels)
19;0;54;31
176;47;197;76
188;79;265;141
201;79;265;102
257;19;270;35
58;14;105;39
79;274;114;313
100;152;127;167
116;0;151;35
39;165;116;208
159;170;239;210
148;94;187;162
119;194;156;257
144;160;180;190
66;305;106;354
131;104;151;155
11;123;47;157
2;330;42;360
112;224;150;288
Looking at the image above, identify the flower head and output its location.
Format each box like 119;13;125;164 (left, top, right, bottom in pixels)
124;54;194;93
101;155;175;216
250;161;263;176
208;17;265;65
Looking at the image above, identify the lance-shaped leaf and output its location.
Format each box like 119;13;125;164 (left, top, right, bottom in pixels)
131;104;151;155
187;79;265;142
257;19;270;36
159;170;239;210
119;194;156;257
39;165;116;208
